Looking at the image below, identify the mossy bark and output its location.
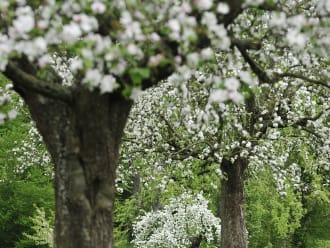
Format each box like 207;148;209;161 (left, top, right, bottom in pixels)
17;87;132;248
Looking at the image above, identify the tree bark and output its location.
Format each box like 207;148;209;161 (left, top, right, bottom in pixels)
16;87;132;248
220;158;248;248
190;235;202;248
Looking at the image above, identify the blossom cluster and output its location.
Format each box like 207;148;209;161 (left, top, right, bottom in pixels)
1;0;327;105
0;0;244;100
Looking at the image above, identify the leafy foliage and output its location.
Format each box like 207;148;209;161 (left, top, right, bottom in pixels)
245;167;304;247
0;81;54;247
23;205;54;248
0;180;54;248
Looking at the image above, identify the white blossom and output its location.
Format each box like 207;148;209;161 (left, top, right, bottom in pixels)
13;6;34;34
168;19;181;37
61;23;82;44
194;0;213;10
217;3;230;14
83;68;102;86
209;89;228;103
200;47;214;60
100;75;116;94
0;113;5;124
7;109;18;120
225;77;240;91
91;1;106;14
286;29;306;49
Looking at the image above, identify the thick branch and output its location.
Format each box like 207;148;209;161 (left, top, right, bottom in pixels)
159;114;214;161
252;2;282;11
293;111;324;127
4;61;73;103
235;44;330;91
231;39;262;50
274;72;330;90
298;126;323;140
235;43;273;83
277;110;325;135
223;0;244;27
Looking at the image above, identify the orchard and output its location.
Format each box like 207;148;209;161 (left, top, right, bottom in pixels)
0;0;329;248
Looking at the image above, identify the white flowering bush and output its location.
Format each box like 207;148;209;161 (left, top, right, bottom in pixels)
12;123;53;177
0;80;17;124
0;79;53;181
23;205;54;248
0;79;53;178
132;192;221;248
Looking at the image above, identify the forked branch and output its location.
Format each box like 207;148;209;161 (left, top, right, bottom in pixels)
5;61;73;103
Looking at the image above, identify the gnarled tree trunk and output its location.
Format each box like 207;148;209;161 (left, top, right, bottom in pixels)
17;87;132;248
220;158;248;248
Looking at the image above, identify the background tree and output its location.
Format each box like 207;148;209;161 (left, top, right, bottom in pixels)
119;52;329;246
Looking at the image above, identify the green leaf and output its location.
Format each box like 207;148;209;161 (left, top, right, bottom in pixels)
122;86;132;98
128;68;151;86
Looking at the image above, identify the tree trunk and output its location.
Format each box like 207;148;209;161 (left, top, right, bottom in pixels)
190;235;202;248
17;88;132;248
220;158;248;248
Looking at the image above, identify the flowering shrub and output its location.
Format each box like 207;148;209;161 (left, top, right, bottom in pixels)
23;205;54;248
0;81;17;124
132;192;221;248
12;124;53;177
